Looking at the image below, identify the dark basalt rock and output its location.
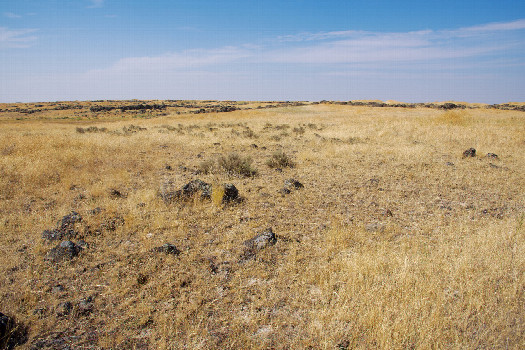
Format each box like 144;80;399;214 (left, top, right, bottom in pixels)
241;228;278;261
152;243;181;255
44;241;82;263
462;148;476;158
42;212;83;241
159;179;214;203
182;179;212;199
1;312;28;349
284;178;304;190
59;211;82;229
76;297;94;316
222;184;239;203
281;178;304;195
279;187;291;195
55;302;72;317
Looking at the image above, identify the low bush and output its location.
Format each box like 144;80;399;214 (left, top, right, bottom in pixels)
218;153;257;177
266;151;295;169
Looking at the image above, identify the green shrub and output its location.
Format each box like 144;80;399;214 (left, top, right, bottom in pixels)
218;153;257;177
266;151;295;169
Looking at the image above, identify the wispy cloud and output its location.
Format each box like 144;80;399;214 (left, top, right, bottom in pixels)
87;0;104;9
11;19;523;103
90;19;525;74
0;27;38;48
276;19;525;43
4;12;22;19
266;20;525;64
459;18;525;33
87;46;252;75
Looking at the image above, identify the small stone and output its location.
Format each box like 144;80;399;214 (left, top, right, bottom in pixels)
462;148;476;158
337;340;350;350
44;241;82;263
0;313;15;341
365;222;385;233
56;301;72;316
279;187;291;195
32;308;47;318
368;178;380;186
153;243;180;255
255;325;273;338
51;285;65;294
58;212;82;230
109;189;125;198
486;153;498;159
42;212;83;241
77;297;94;316
244;228;277;251
284;178;304;189
100;216;125;232
77;240;88;249
89;207;102;215
137;274;148;285
182;179;212;199
0;312;27;349
42;229;66;241
222;184;239;203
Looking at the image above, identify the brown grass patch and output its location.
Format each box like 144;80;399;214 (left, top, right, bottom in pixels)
0;102;524;349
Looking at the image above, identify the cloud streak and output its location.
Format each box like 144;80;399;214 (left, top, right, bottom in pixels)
86;46;253;77
87;0;104;9
0;27;38;48
4;19;524;103
89;19;525;75
4;12;22;19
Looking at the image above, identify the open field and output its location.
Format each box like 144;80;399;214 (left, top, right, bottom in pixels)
1;101;524;349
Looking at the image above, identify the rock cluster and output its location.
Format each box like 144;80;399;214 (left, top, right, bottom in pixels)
44;240;83;263
152;243;180;255
159;179;239;204
280;178;304;195
41;212;82;241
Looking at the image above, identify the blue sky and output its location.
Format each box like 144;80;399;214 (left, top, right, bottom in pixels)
1;0;525;103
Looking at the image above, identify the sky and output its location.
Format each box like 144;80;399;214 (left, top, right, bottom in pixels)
1;0;525;103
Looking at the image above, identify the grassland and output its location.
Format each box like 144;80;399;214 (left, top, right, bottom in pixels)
0;101;524;349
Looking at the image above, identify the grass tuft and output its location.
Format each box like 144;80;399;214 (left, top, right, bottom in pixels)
211;184;225;206
266;151;295;169
435;110;471;126
218;153;257;177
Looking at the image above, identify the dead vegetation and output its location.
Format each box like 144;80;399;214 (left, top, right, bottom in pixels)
0;102;524;349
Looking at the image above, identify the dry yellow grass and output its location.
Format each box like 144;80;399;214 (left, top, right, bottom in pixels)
0;103;524;349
